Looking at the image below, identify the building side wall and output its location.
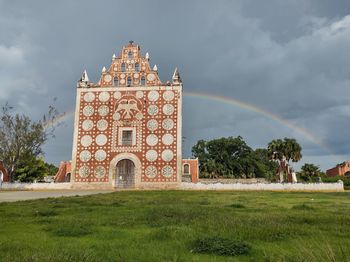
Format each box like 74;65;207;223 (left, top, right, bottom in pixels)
326;166;341;177
0;161;9;182
326;162;350;177
54;161;71;182
182;159;199;183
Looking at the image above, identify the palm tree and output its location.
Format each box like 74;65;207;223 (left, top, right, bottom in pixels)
267;138;302;182
283;138;302;163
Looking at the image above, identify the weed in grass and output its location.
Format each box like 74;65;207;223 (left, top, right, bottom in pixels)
34;209;58;217
45;222;93;237
146;207;198;227
287;214;319;226
109;201;124;207
291;204;315;210
198;199;210;205
150;226;176;241
191;237;251;256
37;217;57;225
228;203;246;208
265;231;289;241
77;207;96;213
51;204;66;209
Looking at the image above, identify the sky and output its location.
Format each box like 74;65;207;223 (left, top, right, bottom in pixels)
0;0;350;171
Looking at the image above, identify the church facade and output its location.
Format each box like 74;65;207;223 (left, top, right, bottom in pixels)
70;42;186;189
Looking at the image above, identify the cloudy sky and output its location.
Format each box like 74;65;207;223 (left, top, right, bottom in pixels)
1;0;350;171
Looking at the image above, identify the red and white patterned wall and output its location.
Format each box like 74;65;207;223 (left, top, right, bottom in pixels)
71;42;182;186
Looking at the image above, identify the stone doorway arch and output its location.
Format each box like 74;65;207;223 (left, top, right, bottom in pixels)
109;153;141;188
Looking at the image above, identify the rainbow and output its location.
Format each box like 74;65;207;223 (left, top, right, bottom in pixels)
44;91;335;156
42;111;75;130
184;91;335;155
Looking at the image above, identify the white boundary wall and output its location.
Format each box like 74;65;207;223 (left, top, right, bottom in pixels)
0;181;344;191
180;182;344;191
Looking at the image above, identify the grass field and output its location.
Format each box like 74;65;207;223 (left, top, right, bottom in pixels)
0;191;350;261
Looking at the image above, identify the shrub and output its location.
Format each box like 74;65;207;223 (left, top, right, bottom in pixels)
191;237;251;256
228;203;245;208
322;176;350;187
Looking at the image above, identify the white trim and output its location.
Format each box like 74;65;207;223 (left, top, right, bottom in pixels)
77;85;181;92
71;88;82;184
176;84;183;183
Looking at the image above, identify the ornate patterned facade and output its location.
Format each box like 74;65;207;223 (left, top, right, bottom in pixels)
71;42;182;188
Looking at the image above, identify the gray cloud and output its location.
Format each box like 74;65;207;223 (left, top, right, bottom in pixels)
0;0;349;171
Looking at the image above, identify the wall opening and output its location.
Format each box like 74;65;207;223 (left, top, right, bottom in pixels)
116;159;135;188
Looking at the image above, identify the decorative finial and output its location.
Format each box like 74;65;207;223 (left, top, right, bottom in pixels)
82;70;89;82
112;53;116;60
145;52;150;60
77;70;90;88
153;64;158;71
129;40;134;45
102;66;106;73
172;67;182;83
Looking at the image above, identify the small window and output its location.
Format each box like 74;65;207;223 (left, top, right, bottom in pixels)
184;164;190;174
128;51;133;59
127;76;132;86
122;130;133;146
135;63;139;72
140;76;145;86
114;77;119;87
121;63;126;72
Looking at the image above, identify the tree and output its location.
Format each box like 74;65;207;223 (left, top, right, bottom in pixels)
298;163;321;182
0;103;59;182
192;136;253;178
191;139;209;167
201;159;223;179
45;162;59;177
267;138;302;182
252;148;278;181
15;156;49;182
15;158;59;182
192;136;277;179
267;138;302;163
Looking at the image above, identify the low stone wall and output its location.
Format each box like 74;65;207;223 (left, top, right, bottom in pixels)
199;178;267;184
180;181;344;191
0;182;72;190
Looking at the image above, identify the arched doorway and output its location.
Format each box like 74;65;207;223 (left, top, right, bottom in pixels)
345;171;350;178
116;159;135;188
184;164;190;175
65;173;71;182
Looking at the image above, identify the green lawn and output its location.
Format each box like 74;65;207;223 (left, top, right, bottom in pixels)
0;191;350;261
